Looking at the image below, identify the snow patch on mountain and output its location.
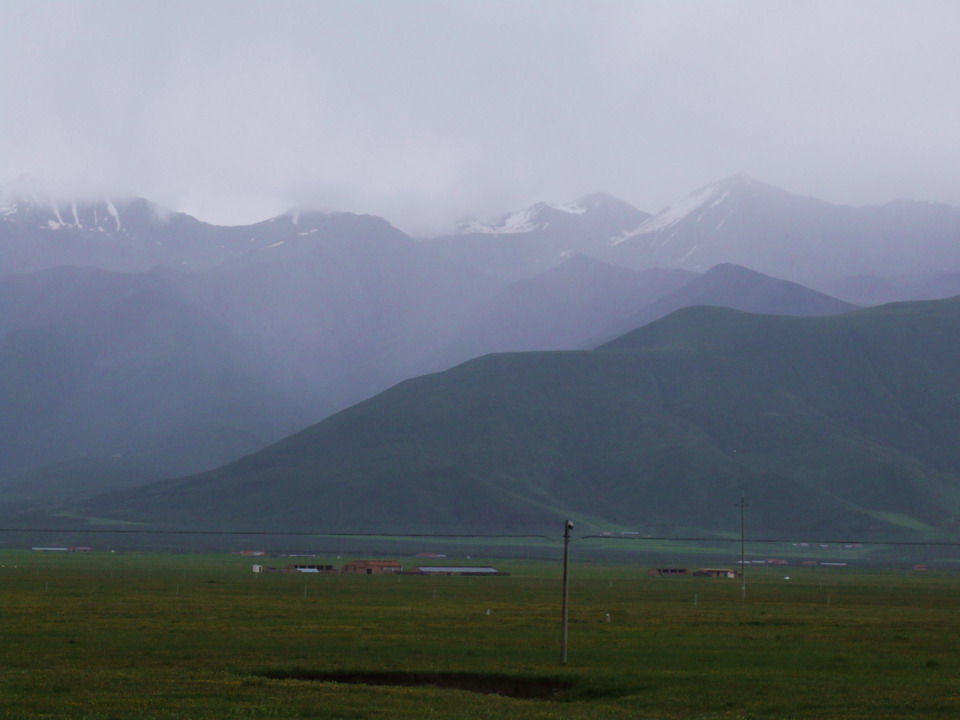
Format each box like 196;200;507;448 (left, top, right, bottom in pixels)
50;203;65;227
551;200;588;215
457;199;591;235
611;175;759;247
105;200;121;232
630;185;717;236
0;175;134;233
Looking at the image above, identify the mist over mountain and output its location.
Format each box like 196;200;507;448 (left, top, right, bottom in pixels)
0;266;317;479
4;173;960;522
0;456;163;518
0;207;500;481
814;271;960;307
592;263;858;346
177;211;501;409
599;175;960;287
8;173;959;295
1;176;238;274
82;297;960;540
419;175;960;298
433;257;695;363
426;192;651;281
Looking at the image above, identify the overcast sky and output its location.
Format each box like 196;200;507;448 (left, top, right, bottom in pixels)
2;1;959;235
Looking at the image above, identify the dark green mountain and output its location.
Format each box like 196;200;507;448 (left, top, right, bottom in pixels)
83;296;960;541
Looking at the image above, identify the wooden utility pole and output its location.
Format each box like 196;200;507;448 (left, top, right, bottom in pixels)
560;519;573;665
739;495;747;599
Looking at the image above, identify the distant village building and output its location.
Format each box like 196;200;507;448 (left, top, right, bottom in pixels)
341;560;402;575
233;550;268;557
693;568;738;578
408;566;504;576
647;567;689;576
286;564;337;573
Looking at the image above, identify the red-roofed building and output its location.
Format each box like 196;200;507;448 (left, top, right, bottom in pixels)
341;560;402;575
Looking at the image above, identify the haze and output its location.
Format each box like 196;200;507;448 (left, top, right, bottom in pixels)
2;0;958;235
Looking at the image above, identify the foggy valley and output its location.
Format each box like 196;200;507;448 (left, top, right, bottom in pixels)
4;174;960;539
3;3;960;718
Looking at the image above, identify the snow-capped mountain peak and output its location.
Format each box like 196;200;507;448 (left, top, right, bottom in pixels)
456;200;582;235
455;192;648;236
0;175;130;234
611;174;774;246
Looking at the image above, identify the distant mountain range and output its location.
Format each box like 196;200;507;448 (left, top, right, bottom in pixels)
1;176;241;274
82;296;960;541
603;174;960;293
427;174;960;301
8;173;960;294
4;173;960;528
427;192;650;281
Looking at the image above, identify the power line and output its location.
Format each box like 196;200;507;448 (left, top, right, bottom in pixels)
2;525;960;547
0;527;558;541
580;534;960;547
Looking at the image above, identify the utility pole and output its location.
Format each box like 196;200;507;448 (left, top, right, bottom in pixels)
560;519;573;665
738;494;747;600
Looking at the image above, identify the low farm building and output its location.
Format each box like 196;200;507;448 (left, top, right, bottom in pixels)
253;564;336;573
693;568;738;578
408;566;505;576
341;560;402;575
286;564;337;573
647;568;689;576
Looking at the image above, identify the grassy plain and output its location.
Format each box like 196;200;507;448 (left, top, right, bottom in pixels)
1;549;959;719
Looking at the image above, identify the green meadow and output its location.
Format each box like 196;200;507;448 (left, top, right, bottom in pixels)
1;549;958;719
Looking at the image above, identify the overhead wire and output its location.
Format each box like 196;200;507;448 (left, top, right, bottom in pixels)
2;526;959;547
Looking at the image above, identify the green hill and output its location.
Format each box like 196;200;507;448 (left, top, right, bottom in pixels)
83;297;960;541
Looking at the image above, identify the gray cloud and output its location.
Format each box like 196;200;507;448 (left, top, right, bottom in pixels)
2;0;959;235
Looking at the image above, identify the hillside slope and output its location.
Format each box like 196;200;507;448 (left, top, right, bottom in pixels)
84;297;960;540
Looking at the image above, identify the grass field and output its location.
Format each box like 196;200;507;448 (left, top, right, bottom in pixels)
1;549;958;719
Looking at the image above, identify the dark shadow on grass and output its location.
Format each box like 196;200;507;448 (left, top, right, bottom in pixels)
258;669;575;700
